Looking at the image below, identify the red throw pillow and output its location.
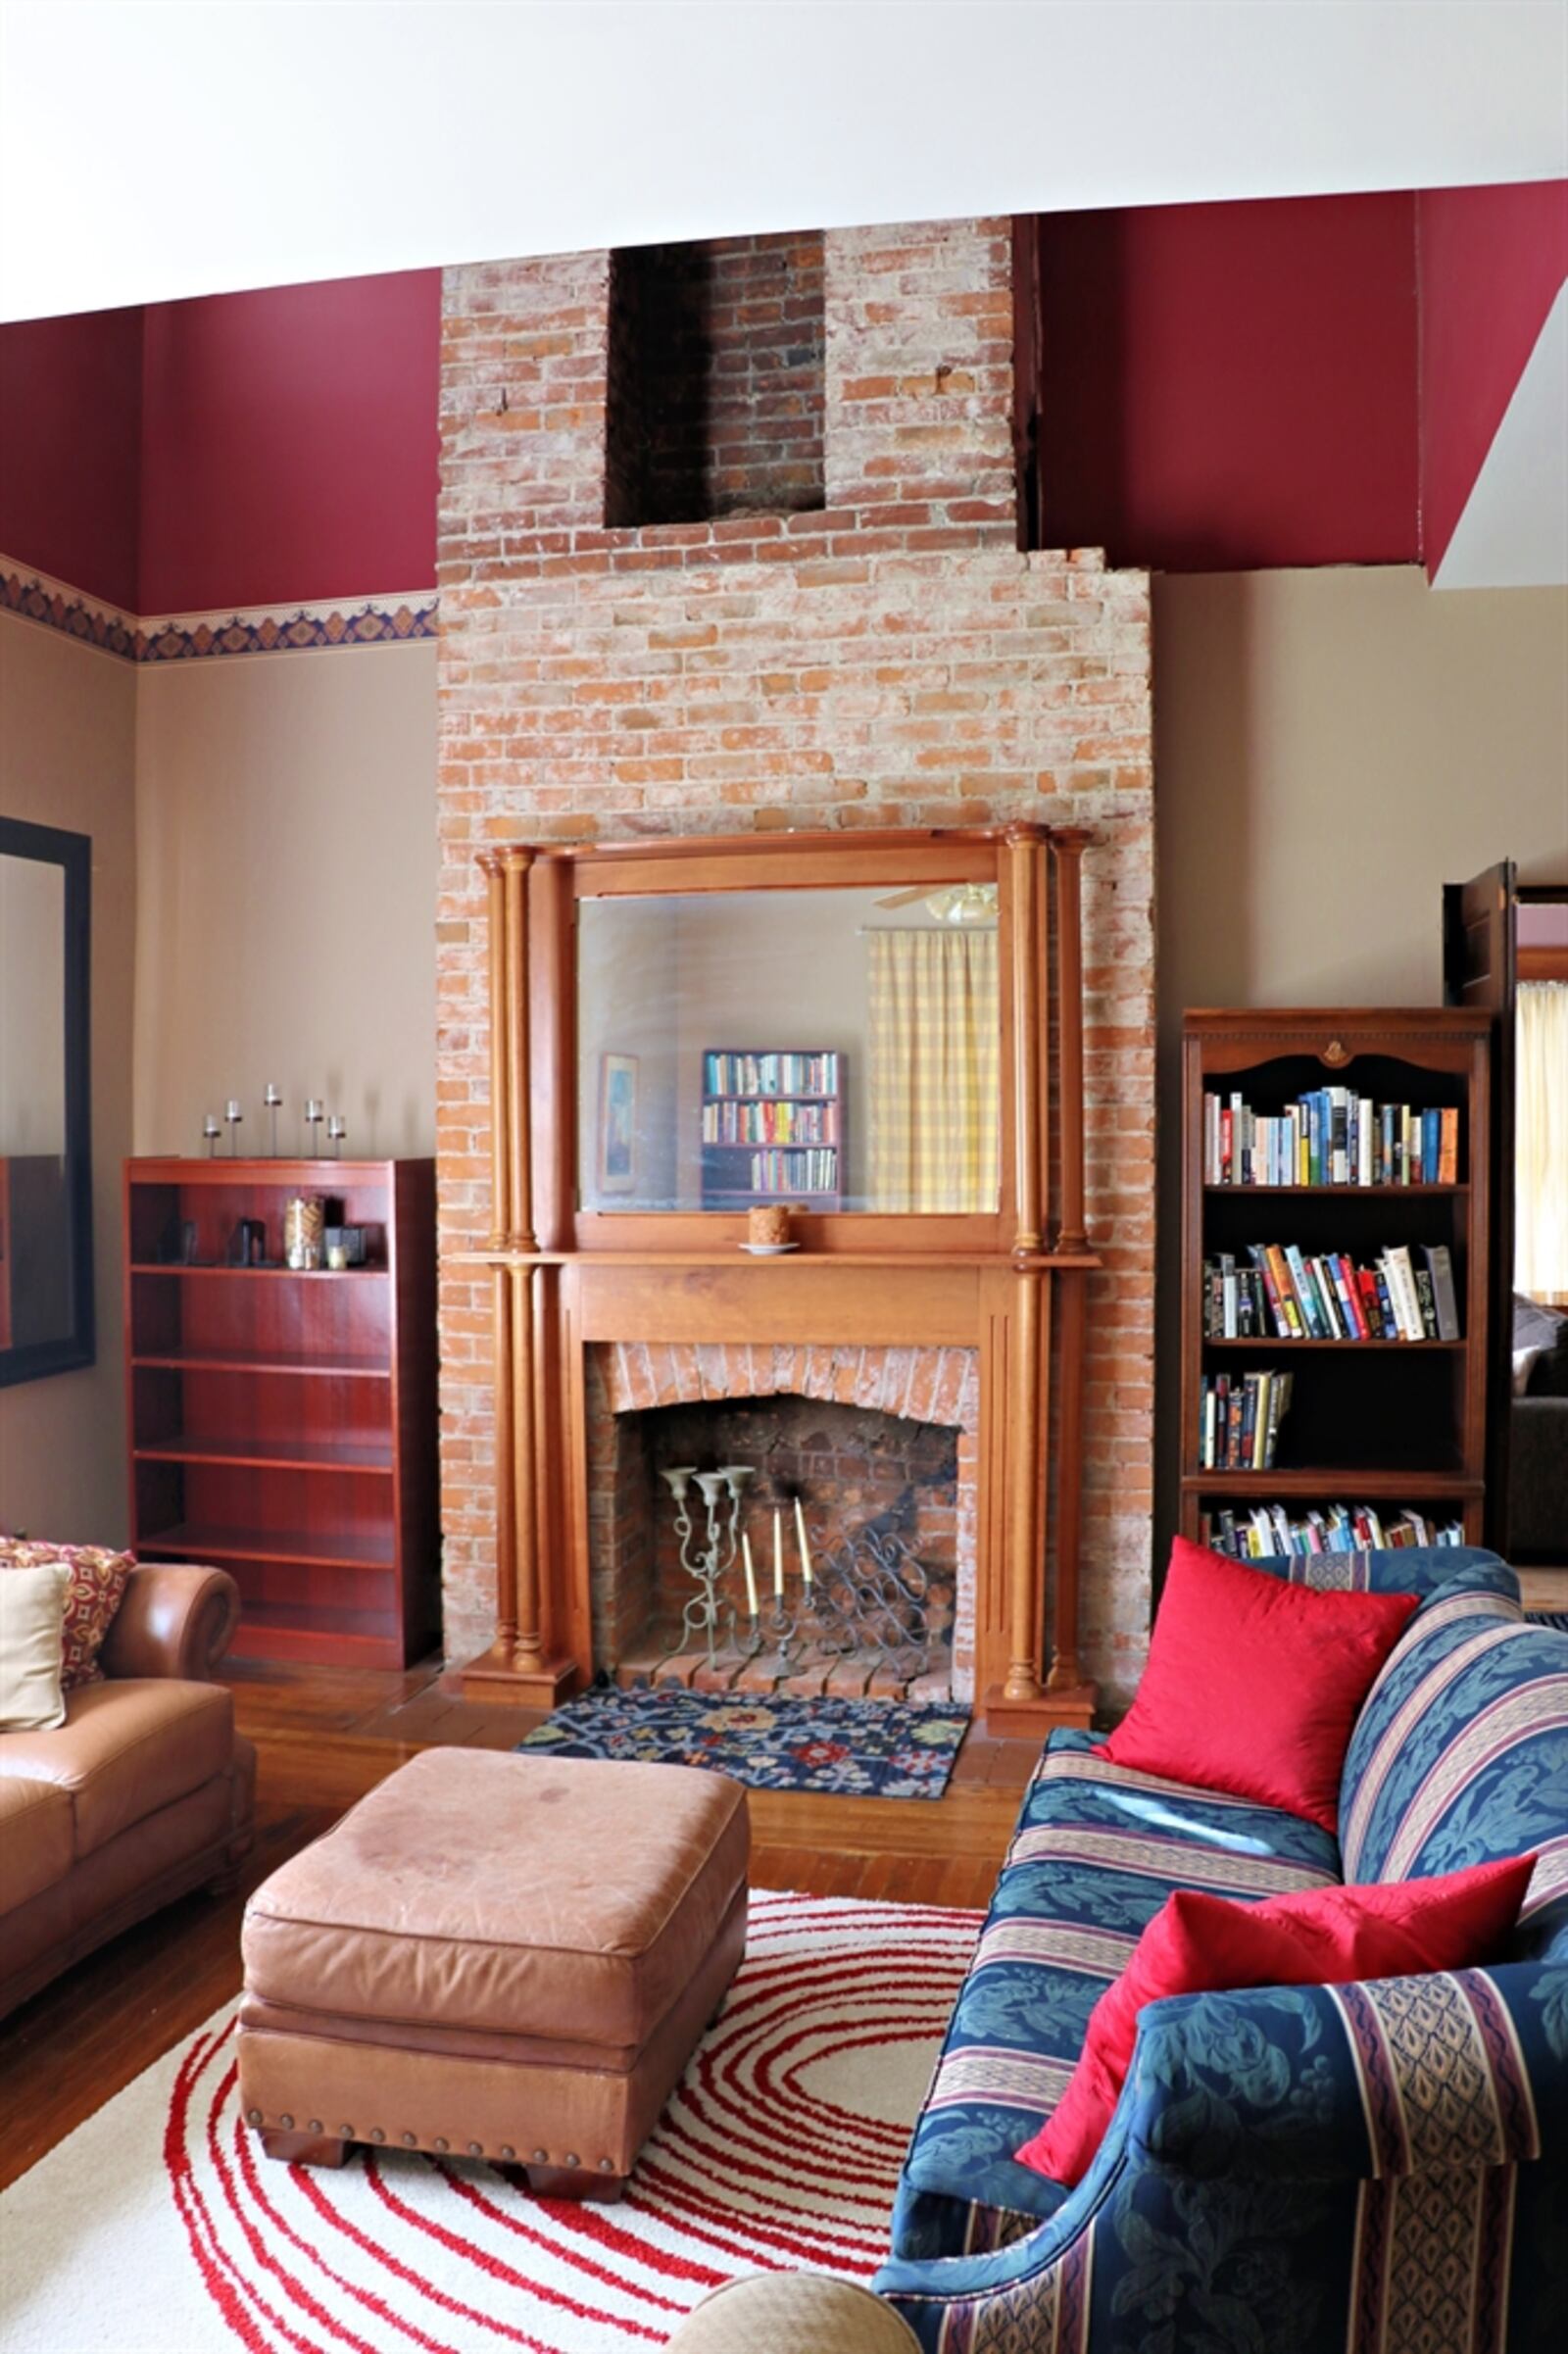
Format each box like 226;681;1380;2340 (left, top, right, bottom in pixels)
1102;1538;1419;1832
1015;1851;1535;2187
0;1540;133;1689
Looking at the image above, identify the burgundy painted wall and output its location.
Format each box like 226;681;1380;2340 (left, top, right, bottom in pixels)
1417;179;1568;575
1035;193;1421;571
137;270;441;613
0;307;144;611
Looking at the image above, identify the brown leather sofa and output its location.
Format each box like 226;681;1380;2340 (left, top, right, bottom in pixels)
0;1563;256;2018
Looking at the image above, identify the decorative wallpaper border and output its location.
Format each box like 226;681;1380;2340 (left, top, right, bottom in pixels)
0;559;438;664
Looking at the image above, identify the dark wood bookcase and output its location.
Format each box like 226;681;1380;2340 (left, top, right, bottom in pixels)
123;1158;438;1667
1181;1010;1492;1553
699;1048;847;1210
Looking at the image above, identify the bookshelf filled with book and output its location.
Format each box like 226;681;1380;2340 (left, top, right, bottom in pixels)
1181;1010;1492;1560
699;1049;847;1210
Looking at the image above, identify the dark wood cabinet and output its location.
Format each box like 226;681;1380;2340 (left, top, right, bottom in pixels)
123;1158;438;1666
1180;1010;1492;1554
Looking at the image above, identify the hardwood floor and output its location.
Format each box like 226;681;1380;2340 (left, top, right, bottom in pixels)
0;1658;1038;2190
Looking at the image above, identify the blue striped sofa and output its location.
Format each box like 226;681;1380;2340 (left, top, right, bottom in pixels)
874;1549;1568;2353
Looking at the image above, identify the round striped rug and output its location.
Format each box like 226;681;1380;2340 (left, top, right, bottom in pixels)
3;1890;980;2353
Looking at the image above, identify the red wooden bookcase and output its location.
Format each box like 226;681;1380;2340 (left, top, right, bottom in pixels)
123;1158;438;1667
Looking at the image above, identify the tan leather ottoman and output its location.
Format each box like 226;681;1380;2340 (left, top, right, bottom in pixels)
237;1746;749;2198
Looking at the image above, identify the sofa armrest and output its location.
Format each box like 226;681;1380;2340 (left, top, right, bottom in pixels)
875;1961;1568;2343
98;1563;242;1682
1129;1959;1568;2182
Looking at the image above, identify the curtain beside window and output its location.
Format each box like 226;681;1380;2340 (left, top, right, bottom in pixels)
867;931;1000;1212
1516;980;1568;1300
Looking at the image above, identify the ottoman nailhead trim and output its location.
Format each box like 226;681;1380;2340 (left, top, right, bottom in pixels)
531;2148;548;2163
598;2160;615;2174
501;2145;516;2160
280;2115;294;2131
402;2133;417;2146
370;2129;386;2143
564;2153;579;2169
309;2120;322;2133
434;2138;449;2152
246;2109;262;2126
467;2142;483;2156
339;2125;353;2136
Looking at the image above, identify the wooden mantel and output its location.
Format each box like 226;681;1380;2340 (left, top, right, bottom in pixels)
453;825;1099;1735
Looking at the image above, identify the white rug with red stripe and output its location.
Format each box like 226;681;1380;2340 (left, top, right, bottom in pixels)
2;1890;980;2353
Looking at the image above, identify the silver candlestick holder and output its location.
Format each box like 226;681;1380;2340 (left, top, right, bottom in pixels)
659;1463;755;1671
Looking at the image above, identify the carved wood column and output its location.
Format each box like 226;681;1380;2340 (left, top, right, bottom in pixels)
1048;830;1094;1709
988;824;1097;1737
1053;830;1090;1254
1004;1266;1047;1702
501;849;537;1254
461;846;574;1708
509;1263;542;1673
1007;825;1048;1255
1002;826;1050;1706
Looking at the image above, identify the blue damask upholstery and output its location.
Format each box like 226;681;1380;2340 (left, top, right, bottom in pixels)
1339;1581;1568;1961
890;1730;1341;2262
875;1548;1568;2352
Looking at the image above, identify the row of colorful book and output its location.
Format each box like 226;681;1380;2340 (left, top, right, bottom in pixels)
1199;1502;1467;1557
1203;1090;1459;1187
1199;1369;1294;1471
1202;1243;1460;1342
704;1052;841;1099
738;1148;840;1195
701;1100;840;1145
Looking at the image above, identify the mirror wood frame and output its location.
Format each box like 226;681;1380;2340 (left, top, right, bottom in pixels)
0;815;95;1387
511;826;1052;1259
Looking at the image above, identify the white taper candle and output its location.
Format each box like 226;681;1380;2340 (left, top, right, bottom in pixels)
794;1496;812;1590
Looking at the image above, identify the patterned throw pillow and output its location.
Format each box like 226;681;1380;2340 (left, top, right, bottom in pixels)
0;1540;134;1688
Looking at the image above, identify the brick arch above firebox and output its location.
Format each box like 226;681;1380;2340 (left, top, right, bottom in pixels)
590;1340;980;1431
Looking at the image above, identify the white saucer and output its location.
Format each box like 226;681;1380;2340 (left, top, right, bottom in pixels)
738;1241;801;1256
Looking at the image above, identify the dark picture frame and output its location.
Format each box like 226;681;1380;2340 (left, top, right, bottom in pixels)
0;816;94;1387
597;1052;639;1195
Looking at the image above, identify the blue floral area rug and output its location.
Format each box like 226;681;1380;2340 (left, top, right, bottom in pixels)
516;1689;971;1798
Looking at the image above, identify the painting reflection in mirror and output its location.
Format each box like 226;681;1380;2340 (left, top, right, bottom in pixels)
577;884;1000;1214
0;818;94;1384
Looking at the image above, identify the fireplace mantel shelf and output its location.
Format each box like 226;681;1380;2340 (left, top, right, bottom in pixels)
447;1248;1102;1271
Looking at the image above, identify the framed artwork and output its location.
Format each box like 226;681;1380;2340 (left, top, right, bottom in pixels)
598;1053;639;1194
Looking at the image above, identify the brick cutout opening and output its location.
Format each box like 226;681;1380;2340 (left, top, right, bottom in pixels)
586;1342;979;1698
605;232;827;527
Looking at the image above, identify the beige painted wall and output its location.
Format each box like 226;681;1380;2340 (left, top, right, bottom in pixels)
0;613;138;1542
1153;564;1568;1548
133;645;438;1159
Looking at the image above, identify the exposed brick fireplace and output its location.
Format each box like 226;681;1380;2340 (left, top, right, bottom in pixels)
436;218;1156;1710
586;1341;979;1698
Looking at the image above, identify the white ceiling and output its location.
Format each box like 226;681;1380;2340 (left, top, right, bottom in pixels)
2;0;1565;324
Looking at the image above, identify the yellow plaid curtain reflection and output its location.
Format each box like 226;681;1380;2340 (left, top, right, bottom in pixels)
867;930;1000;1211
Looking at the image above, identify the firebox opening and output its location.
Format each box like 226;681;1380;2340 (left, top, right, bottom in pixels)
593;1393;961;1700
605;231;827;528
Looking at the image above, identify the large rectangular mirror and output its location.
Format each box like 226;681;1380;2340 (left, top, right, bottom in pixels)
577;881;1001;1214
0;817;94;1385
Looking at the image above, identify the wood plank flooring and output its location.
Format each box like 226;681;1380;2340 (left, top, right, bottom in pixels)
0;1657;1036;2190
